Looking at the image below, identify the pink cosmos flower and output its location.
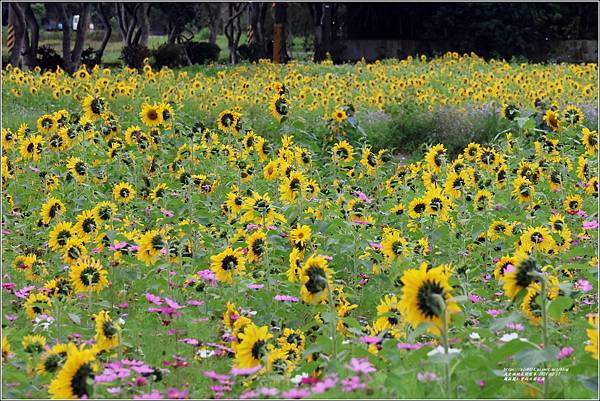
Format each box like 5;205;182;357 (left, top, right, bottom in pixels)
274;295;299;302
231;365;262;376
557;346;574;360
583;220;598;230
346;358;376;374
145;293;162;305
575;279;593;293
397;342;423;350
468;294;481;303
487;309;503;318
282;389;311;399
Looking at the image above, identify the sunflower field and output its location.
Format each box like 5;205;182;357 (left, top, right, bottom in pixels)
1;53;598;399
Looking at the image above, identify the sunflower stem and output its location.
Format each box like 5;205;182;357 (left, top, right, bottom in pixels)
434;293;451;398
327;283;337;363
540;275;550;399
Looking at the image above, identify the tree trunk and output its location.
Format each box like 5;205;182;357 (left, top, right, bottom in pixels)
57;3;72;67
23;4;40;68
314;3;333;62
138;3;150;46
8;3;26;67
273;3;287;63
224;3;248;64
96;3;112;63
209;18;219;44
58;3;91;73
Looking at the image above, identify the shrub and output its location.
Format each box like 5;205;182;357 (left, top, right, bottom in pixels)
237;42;266;62
375;102;510;157
152;43;188;69
36;46;64;72
185;42;220;65
81;47;100;69
120;44;151;70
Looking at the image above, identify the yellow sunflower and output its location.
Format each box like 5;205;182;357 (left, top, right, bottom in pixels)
331;140;354;164
581;127;598;155
279;171;306;204
19;135;44;161
24;292;52;319
210;247;246;284
289;224;311;252
69;257;108;293
299;254;333;305
233;323;273;368
66;157;87;183
543;109;561;131
37;114;58;134
424;144;447;172
37;343;71;375
246;230;267;263
113;182;136;203
48;346;98;399
139;103;164;127
502;248;541;299
82;95;106;121
381;229;410;261
22;334;46;353
93;310;120;352
40;197;66;225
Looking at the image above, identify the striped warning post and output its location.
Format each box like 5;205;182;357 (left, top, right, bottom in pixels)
6;24;15;51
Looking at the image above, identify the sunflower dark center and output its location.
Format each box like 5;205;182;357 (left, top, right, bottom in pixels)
27;143;34;153
251;239;264;256
430;197;443;211
516;258;538;288
569;200;579;209
151;235;165;250
251;339;267;360
57;230;71;246
392;241;405;255
71;364;93;398
286;334;302;347
305;266;327;294
221;113;233;127
388;309;401;325
272;358;287;374
68;245;82;259
75;162;86;175
336;148;349;159
98;206;112;221
290;178;301;191
49;203;61;218
50;135;63;148
413;203;426;214
275;98;288;115
221;255;238;271
253;199;270;213
416;279;445;318
530;232;544;243
44;353;65;373
119;188;130;198
147;109;158;121
103;320;117;338
80;266;100;286
82;218;96;233
91;98;104;115
367;153;377;167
